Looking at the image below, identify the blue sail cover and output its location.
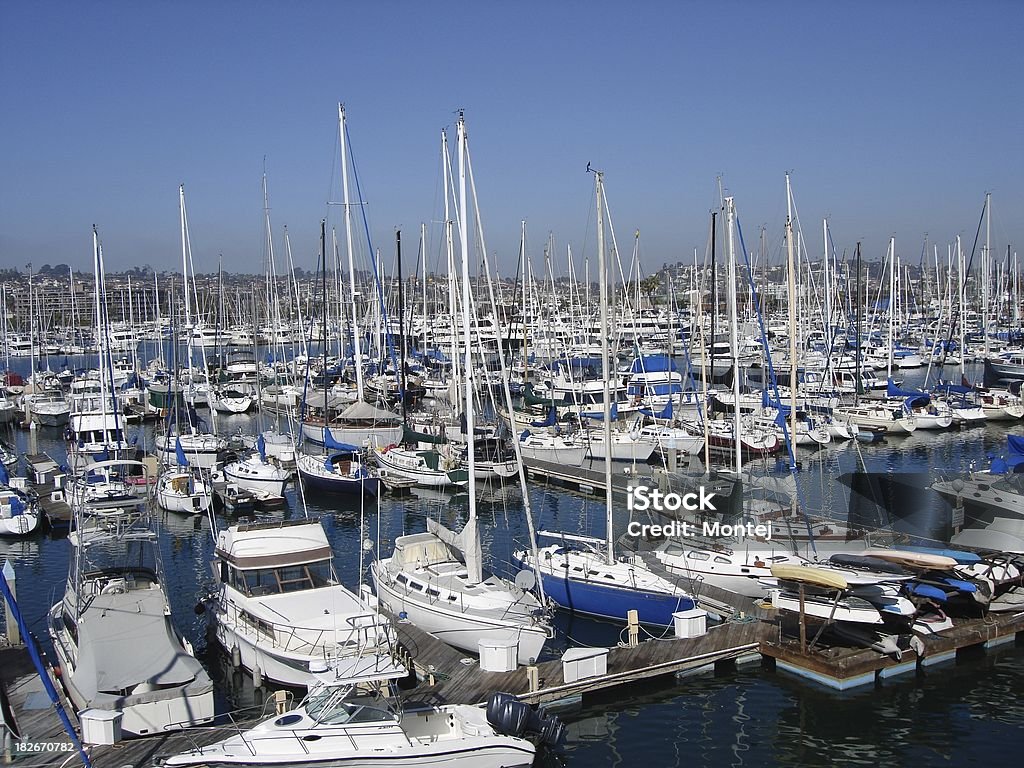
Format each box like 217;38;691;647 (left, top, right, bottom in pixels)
1006;435;1024;472
0;462;8;485
322;428;360;453
581;402;618;421
175;436;189;467
629;355;678;374
531;407;557;428
257;433;267;462
639;398;673;419
888;378;930;408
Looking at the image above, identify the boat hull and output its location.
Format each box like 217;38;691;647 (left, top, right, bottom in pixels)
371;565;547;665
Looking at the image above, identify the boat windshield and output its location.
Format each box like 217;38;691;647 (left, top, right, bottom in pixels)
305;685;397;725
232;559;336;596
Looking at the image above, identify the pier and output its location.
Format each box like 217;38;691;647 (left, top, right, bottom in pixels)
0;606;1022;765
389;612;771;708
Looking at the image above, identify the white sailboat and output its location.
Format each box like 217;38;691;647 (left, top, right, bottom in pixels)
371;114;552;665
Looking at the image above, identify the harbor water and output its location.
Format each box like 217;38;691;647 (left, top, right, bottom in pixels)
1;359;1023;766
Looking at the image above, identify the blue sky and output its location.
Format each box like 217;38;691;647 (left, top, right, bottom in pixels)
1;1;1021;277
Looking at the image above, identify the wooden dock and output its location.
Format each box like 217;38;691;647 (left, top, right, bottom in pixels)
32;483;73;530
0;646;77;767
390;613;772;707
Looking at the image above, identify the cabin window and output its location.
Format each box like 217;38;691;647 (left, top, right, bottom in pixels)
409;581;424;591
714;556;731;564
687;551;710;561
396;574;408;585
426;588;440;597
237;559;335;596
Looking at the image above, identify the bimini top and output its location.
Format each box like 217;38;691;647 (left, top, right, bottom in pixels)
216;519;333;569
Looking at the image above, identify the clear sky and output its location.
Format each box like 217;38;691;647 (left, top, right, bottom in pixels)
1;1;1021;278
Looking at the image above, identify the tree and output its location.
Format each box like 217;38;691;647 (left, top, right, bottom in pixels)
640;274;663;308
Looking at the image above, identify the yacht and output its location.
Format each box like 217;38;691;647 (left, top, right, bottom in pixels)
206;518;397;688
47;460;214;735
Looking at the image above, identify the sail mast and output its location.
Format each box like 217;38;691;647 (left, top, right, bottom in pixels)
457;112;482;585
725;197;742;474
339;104;365;403
595;169;614;565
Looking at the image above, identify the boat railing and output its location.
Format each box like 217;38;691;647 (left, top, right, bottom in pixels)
225;603;393;658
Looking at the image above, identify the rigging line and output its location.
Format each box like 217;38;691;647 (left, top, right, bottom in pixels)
735;213;816;556
346;119;397;375
941;195;989;360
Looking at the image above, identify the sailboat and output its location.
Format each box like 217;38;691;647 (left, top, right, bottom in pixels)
154;186;227;469
47;459;215;735
371;115;553;664
514;168;695;627
65;227;131;474
156;435;214;514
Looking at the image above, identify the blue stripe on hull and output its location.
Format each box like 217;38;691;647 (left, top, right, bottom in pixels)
523;562;694;626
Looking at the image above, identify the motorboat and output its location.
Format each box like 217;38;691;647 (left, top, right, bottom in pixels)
206;518;396;688
161;669;540;768
47;459;214;736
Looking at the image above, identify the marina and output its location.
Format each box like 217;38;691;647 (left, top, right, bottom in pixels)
3;5;1024;766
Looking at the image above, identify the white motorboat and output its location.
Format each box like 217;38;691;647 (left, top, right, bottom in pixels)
206;518;397;688
162;672;539;768
47;459;214;736
654;543;808;598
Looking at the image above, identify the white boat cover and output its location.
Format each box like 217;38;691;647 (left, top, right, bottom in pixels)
73;589;199;697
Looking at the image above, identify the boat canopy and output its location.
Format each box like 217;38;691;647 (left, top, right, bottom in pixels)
73;590;202;697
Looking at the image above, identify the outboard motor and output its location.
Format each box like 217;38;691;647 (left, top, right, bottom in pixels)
486;692;565;746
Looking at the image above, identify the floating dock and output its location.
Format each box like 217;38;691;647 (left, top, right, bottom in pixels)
761;609;1024;690
390;611;771;707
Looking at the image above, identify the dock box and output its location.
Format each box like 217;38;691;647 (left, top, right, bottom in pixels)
479;639;518;672
561;646;608;683
79;709;122;745
673;609;708;639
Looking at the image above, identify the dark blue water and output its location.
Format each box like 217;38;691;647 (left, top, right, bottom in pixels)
2;359;1023;765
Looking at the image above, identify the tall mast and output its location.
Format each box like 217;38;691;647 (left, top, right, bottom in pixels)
725;197;742;474
887;237;895;382
339;104;365;402
983;192;991;358
785;176;797;471
457;113;482;586
595;168;614;565
854;242;862;405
